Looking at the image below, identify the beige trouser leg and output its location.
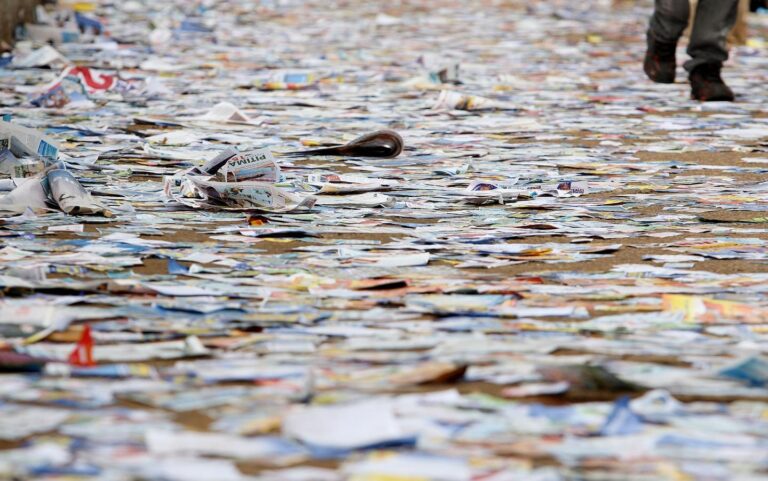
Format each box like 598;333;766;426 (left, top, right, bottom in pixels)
729;0;749;45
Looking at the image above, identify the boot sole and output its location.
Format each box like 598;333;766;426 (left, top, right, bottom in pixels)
648;76;675;84
691;94;735;102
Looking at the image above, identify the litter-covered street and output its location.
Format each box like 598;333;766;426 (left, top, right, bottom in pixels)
1;1;768;479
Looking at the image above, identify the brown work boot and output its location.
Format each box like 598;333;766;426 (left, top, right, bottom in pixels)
689;64;735;102
644;36;677;84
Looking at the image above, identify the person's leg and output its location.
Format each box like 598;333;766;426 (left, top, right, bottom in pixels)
685;0;739;72
687;0;739;101
645;0;690;83
648;0;690;45
728;0;750;47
